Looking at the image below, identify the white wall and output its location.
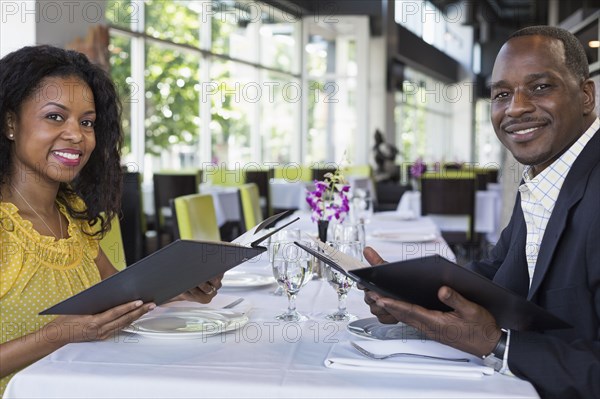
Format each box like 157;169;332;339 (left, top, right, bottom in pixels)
0;0;105;58
0;1;36;57
368;36;387;157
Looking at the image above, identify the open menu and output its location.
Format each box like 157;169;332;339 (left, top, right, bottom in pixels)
40;211;298;315
295;239;571;331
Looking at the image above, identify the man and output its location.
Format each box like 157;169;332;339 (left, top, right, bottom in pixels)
362;26;599;399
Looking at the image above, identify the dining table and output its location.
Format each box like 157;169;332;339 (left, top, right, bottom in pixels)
4;211;539;399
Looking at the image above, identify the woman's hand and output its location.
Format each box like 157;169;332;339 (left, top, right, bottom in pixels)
0;300;155;378
175;274;224;304
49;300;156;344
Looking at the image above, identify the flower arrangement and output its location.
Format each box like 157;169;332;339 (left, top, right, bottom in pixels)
306;170;350;223
409;157;427;178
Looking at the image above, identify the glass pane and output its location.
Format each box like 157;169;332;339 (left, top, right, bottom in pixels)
306;35;332;77
211;1;256;63
306;80;331;164
144;43;201;170
105;0;139;30
108;33;132;157
145;0;201;48
260;17;299;74
209;59;253;166
260;71;299;164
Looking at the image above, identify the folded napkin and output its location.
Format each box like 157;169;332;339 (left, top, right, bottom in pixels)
325;340;493;379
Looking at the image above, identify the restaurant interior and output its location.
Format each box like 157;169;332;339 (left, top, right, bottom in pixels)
3;0;598;265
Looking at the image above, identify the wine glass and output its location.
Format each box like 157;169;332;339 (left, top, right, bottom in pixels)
271;240;313;321
324;241;362;321
352;189;373;224
268;229;301;296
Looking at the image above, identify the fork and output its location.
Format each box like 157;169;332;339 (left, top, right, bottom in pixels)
350;341;470;362
222;298;244;309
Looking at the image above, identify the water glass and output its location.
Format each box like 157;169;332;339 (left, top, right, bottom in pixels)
324;241;362;321
271;240;313;321
352;189;373;224
333;221;366;251
268;229;301;296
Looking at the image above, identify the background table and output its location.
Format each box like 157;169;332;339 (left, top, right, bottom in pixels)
4;212;538;399
396;190;502;243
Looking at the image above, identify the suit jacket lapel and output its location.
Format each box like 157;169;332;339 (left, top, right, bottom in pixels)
528;130;600;300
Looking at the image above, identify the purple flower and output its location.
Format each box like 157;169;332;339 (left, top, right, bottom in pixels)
305;171;350;222
410;158;427;178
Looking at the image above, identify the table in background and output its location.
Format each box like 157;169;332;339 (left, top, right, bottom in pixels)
270;177;374;212
397;189;502;243
4;212;538;399
142;182;241;227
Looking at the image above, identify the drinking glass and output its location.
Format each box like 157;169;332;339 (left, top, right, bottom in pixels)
333;222;366;251
271;240;313;321
324;241;362;321
352;189;373;224
268;229;301;296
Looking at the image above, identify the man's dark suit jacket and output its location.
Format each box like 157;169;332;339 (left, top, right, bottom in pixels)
469;129;600;399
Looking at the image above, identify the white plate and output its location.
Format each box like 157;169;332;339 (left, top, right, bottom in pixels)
221;270;276;288
123;308;248;339
370;231;437;243
347;317;428;341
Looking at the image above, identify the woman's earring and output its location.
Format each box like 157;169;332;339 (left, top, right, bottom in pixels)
8;133;14;140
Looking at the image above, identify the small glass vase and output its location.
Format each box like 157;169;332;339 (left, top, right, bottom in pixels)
317;219;329;242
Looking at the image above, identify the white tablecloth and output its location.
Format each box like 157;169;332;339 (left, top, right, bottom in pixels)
141;182;241;227
199;185;240;226
397;190;502;243
270;177;374;212
4;212;537;399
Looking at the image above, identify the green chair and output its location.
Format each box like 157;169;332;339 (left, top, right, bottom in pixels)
245;169;273;218
172;193;221;242
238;183;263;232
99;216;127;271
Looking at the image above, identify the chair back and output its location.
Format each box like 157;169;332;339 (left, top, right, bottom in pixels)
99;216;127;271
420;171;476;245
238;183;263;232
245;169;273;218
153;170;202;248
172;193;221;242
311;166;338;182
120;171;146;263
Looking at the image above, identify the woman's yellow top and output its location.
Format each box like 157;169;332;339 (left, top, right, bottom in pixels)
0;198;102;395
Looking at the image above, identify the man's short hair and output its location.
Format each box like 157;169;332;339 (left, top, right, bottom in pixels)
510;25;589;81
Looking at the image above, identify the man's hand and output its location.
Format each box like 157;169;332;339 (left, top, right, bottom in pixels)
373;286;502;357
359;247;399;324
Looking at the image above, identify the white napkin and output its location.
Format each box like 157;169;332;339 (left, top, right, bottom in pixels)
325;340;493;379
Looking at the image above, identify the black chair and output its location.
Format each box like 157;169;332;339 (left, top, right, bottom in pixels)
374;182;411;212
152;171;202;248
245;169;273;218
311;166;338;182
420;175;478;250
120;171;146;264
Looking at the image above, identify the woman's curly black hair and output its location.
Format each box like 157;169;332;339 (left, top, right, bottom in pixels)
0;45;123;236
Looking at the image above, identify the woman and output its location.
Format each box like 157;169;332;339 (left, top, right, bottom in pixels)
0;45;221;394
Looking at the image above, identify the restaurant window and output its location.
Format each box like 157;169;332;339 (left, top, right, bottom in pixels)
394;68;452;165
106;0;301;172
304;17;366;165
